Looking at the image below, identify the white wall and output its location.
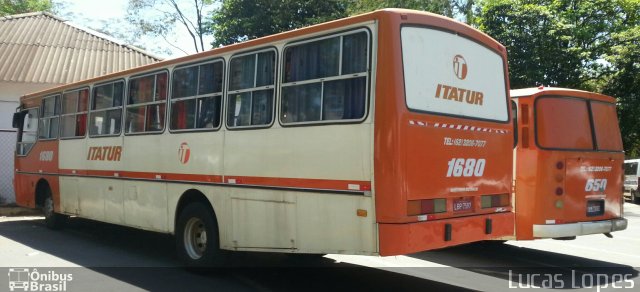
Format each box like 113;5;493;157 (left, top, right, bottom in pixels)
0;82;61;129
0;81;61;203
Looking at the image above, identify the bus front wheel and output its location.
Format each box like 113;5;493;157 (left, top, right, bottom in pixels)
176;202;225;267
41;188;67;229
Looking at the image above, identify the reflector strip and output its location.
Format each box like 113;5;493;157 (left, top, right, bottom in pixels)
408;120;509;134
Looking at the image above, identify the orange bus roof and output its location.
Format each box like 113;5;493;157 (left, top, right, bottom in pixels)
21;8;504;102
510;87;616;103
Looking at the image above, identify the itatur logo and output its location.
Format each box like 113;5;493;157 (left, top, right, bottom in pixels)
7;268;73;291
453;54;468;80
178;142;191;164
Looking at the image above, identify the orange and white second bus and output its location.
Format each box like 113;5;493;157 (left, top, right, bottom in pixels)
13;9;514;266
511;87;627;240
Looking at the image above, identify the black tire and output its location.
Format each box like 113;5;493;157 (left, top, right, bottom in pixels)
176;202;225;267
41;187;68;230
632;190;640;204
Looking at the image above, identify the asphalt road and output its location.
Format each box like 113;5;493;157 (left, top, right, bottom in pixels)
1;203;639;292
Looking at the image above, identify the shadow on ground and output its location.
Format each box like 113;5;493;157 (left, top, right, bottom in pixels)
0;217;469;291
407;241;638;290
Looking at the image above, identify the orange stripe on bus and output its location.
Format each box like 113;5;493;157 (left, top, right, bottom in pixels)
224;175;371;191
57;169;370;192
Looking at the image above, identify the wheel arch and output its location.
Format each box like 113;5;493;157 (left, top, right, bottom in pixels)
34;178;51;208
174;189;219;235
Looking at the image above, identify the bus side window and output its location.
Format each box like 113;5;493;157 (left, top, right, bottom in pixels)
60;88;88;138
38;94;60;139
90;81;124;137
281;30;369;124
226;50;275;128
170;60;224;131
126;72;168;134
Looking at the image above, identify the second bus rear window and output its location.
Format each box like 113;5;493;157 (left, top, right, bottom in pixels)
535;97;622;151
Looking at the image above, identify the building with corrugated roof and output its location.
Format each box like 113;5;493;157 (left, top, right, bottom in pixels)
0;11;162;204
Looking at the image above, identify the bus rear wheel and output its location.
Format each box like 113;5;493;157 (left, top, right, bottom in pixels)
41;188;67;229
176;202;225;267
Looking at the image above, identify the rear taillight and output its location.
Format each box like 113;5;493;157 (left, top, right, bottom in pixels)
407;199;446;216
481;194;510;208
556;160;565;195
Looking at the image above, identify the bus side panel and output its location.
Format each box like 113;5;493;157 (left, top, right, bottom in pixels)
14;140;60;211
122;135;172;232
166;183;377;254
372;11;405;222
59;139;85;216
223;125;372;184
80;136;125;221
514;142;539;240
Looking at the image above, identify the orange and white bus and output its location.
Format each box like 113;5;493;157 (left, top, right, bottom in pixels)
13;9;514;266
511;87;627;240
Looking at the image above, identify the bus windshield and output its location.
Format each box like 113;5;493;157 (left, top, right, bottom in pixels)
401;26;508;122
535;97;623;151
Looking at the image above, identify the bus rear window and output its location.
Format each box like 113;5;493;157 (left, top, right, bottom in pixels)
591;102;623;151
401;26;508;122
536;97;593;150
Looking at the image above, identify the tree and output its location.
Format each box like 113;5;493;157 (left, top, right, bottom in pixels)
347;0;476;23
478;0;640;155
603;19;640;157
209;0;348;47
0;0;53;16
126;0;213;54
478;0;583;88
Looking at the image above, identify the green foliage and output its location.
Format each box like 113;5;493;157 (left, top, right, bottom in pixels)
478;0;582;88
126;0;213;53
209;0;348;47
478;0;640;155
602;4;640;157
0;0;53;16
347;0;456;17
346;0;476;23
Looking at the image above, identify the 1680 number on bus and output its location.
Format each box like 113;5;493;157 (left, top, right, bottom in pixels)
446;158;486;177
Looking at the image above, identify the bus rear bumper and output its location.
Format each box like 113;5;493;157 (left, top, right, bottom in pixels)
378;212;514;256
533;218;628;238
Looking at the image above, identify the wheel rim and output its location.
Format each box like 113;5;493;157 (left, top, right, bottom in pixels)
184;217;207;260
43;197;54;218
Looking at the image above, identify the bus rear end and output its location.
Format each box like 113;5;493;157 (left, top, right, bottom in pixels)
512;87;627;240
373;11;514;255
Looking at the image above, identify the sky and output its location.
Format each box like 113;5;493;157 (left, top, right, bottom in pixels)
61;0;215;59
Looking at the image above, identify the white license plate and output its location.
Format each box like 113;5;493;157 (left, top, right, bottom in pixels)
453;199;473;212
